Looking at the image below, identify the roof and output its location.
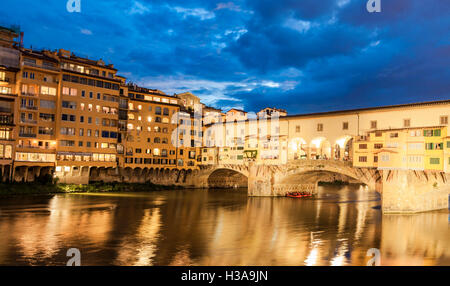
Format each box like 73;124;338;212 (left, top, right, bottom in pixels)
282;99;450;119
203;105;222;112
227;108;247;113
260;107;287;113
21;49;59;63
0;25;19;35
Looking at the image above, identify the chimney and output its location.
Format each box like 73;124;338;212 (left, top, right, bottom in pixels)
20;32;24;48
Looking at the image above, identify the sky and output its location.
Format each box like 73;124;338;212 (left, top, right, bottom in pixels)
1;0;449;114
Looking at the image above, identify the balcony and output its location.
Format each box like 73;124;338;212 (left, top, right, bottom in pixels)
21;92;37;97
20;105;38;111
0;115;13;125
23;61;59;72
20;118;37;125
19;132;37;138
17;144;56;150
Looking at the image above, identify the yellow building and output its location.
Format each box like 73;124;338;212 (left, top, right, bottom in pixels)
423;127;447;171
0;26;19;181
444;136;450;173
353;126;447;172
121;84;179;169
15;49;58;172
53;49;121;178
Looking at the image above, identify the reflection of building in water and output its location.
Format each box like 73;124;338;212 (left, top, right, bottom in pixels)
380;212;450;266
0;195;116;265
115;207;162;266
151;188;380;266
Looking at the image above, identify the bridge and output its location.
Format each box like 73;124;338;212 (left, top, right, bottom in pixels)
10;158;449;214
191;160;450;214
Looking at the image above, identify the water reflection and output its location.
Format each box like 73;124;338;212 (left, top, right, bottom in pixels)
0;186;448;266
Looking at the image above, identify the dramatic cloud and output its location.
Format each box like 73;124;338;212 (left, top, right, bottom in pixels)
1;0;448;114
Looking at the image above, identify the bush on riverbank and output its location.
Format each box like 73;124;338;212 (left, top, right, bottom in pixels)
0;181;182;196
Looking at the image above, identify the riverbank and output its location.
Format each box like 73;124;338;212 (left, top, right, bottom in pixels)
0;182;183;196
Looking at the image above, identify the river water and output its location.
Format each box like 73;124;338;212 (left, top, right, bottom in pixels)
0;186;448;266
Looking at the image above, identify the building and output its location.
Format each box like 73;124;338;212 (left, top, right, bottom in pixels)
0;26;19;181
0;25;449;184
121;83;179;169
257;107;287;119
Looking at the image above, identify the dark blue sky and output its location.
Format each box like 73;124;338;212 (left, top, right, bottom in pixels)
1;0;449;114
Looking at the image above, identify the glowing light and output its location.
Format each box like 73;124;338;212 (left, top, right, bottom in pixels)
311;138;324;149
305;247;319;266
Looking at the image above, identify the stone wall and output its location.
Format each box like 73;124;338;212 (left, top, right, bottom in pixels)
381;170;450;213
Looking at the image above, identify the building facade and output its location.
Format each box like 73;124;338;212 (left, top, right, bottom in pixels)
0;26;449;184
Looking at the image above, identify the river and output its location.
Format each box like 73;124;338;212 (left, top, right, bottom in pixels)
0;185;448;266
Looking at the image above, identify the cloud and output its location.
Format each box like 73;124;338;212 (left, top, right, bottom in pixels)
283;17;312;33
215;2;241;12
1;0;448;114
80;29;92;35
128;1;150;15
172;6;215;20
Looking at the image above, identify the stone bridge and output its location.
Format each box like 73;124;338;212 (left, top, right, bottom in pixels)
194;160;379;194
10;159;449;214
193;160;450;214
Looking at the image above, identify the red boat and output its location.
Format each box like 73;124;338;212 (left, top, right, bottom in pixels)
286;192;312;198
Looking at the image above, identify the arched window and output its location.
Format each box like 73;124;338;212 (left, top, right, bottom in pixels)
162;138;168;144
155;106;162;115
154;126;161;132
161;149;168;157
163;108;169;115
154;137;161;143
153;148;160;156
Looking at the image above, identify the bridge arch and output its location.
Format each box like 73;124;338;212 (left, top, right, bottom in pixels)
275;160;375;189
207;168;248;189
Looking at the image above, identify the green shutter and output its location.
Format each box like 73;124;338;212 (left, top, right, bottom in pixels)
430;158;440;164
